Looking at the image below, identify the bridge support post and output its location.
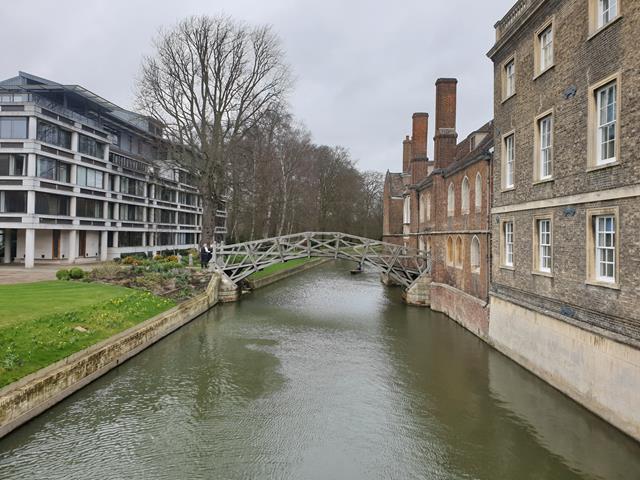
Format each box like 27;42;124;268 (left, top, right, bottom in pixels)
403;273;432;307
216;269;241;303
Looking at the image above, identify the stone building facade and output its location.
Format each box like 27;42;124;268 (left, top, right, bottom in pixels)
488;0;640;441
382;79;494;336
0;72;227;268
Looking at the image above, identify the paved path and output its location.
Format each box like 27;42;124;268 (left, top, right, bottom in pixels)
0;263;102;285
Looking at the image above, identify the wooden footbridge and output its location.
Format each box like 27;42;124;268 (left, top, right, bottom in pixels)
212;232;430;289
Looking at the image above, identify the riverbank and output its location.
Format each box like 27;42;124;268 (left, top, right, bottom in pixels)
0;274;220;438
0;281;175;388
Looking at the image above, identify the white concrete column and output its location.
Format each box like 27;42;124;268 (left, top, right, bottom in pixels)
142;232;147;247
27;154;37;176
71;132;79;152
113;231;119;248
68;230;77;264
3;229;11;264
27;191;36;215
28;117;37;140
69;196;77;217
24;229;35;269
100;231;108;262
70;164;77;186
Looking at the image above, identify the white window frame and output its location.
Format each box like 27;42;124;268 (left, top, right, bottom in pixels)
503;221;514;267
595;215;616;283
539;26;554;72
598;0;618;28
538;114;553;180
505;60;515;98
596;82;617;166
503;133;515;189
538;219;552;273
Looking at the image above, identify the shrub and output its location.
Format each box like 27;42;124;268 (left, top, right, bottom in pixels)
89;263;123;281
69;267;85;280
165;255;179;263
56;269;71;281
122;256;140;265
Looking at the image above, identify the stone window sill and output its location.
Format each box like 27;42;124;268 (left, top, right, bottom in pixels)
500;265;515;271
501;186;515;193
586;160;620;172
533;177;554;186
585;279;620;291
532;270;553;278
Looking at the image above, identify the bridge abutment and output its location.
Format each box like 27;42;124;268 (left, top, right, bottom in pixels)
403;274;432;307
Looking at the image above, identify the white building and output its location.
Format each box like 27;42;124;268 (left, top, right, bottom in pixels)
0;72;227;268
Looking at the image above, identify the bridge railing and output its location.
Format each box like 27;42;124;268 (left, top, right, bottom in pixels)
213;232;430;288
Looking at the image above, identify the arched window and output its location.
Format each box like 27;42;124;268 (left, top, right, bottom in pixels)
455;236;463;267
403;196;410;224
475;173;482;211
471;236;480;272
461;177;470;214
447;183;455;217
420;192;431;223
426;193;431;221
426;237;431;253
446;236;454;265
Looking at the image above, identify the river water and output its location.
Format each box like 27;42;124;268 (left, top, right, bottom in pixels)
1;262;639;479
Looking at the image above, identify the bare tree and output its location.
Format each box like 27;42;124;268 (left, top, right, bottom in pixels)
136;15;291;242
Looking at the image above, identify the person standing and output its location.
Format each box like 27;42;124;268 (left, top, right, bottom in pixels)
200;243;210;269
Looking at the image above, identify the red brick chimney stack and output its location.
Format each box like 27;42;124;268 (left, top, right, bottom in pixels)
433;78;458;170
410;112;429;185
402;135;412;175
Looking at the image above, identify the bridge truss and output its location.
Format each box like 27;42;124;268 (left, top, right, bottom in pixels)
213;232;430;289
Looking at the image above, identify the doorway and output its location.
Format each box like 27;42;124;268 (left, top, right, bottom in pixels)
52;230;60;259
79;231;86;257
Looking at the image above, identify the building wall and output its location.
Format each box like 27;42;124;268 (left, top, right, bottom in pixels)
0;83;215;266
488;0;640;440
490;0;640;341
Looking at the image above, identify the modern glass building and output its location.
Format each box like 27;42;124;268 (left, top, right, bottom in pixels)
0;72;226;268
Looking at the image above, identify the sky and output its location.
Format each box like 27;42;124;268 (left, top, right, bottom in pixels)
0;0;515;173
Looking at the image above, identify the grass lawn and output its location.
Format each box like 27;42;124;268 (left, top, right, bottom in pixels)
248;257;319;280
0;281;175;388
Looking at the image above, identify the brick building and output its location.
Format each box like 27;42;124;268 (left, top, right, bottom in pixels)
488;0;640;440
382;79;494;336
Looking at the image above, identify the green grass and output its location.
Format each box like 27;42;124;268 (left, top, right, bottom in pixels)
0;281;175;388
248;257;318;280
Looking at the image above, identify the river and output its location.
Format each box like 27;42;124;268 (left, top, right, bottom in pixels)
1;262;639;479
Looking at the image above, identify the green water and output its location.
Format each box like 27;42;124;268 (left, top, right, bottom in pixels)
1;262;639;479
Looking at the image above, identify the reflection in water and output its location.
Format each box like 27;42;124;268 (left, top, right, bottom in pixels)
0;262;639;479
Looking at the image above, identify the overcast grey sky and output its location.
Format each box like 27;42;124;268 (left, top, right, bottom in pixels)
0;0;514;172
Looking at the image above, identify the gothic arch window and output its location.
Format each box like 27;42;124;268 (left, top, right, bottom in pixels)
447;183;455;217
455;236;463;268
471;236;480;272
461;177;470;214
446;236;454;265
475;172;482;211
